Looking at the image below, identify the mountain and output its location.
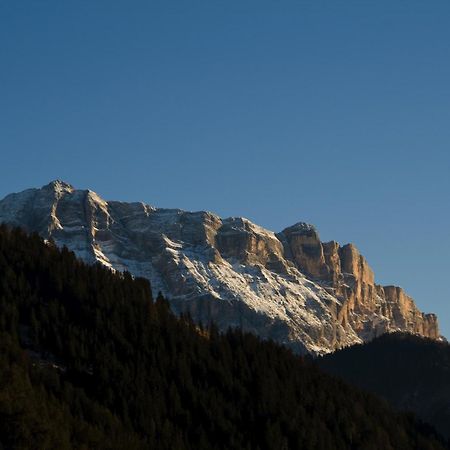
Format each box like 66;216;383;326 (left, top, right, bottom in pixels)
0;225;448;449
318;333;450;440
0;180;439;354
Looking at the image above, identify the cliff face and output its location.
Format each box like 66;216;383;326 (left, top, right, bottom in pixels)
277;223;439;342
0;181;440;354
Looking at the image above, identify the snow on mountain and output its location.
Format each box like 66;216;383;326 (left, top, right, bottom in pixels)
0;181;440;354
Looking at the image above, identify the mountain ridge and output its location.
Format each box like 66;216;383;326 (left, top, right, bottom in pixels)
1;225;447;449
0;180;440;354
318;332;450;440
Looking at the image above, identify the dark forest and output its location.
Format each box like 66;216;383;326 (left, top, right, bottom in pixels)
0;225;446;450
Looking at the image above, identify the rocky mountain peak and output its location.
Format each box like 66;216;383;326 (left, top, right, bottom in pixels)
43;179;75;195
282;222;318;236
0;181;440;354
216;217;284;267
278;222;329;279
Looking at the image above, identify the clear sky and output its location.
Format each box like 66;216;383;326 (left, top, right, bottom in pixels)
1;1;449;337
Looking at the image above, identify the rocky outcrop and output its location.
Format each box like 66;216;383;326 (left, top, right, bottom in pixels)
278;234;439;343
0;181;440;354
277;223;331;280
382;286;439;339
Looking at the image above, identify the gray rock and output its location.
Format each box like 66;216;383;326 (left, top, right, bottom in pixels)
0;181;440;354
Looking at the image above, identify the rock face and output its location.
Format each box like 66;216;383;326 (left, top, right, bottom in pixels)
0;181;440;353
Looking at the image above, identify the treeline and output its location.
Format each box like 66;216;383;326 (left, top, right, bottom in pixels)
318;332;450;440
0;225;447;449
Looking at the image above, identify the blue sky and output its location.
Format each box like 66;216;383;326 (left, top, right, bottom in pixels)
1;1;449;337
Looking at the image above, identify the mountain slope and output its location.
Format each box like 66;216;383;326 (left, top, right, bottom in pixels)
0;225;447;450
0;180;439;354
318;333;450;440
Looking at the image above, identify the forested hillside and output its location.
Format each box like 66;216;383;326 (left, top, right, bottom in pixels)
0;225;447;450
318;332;450;440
